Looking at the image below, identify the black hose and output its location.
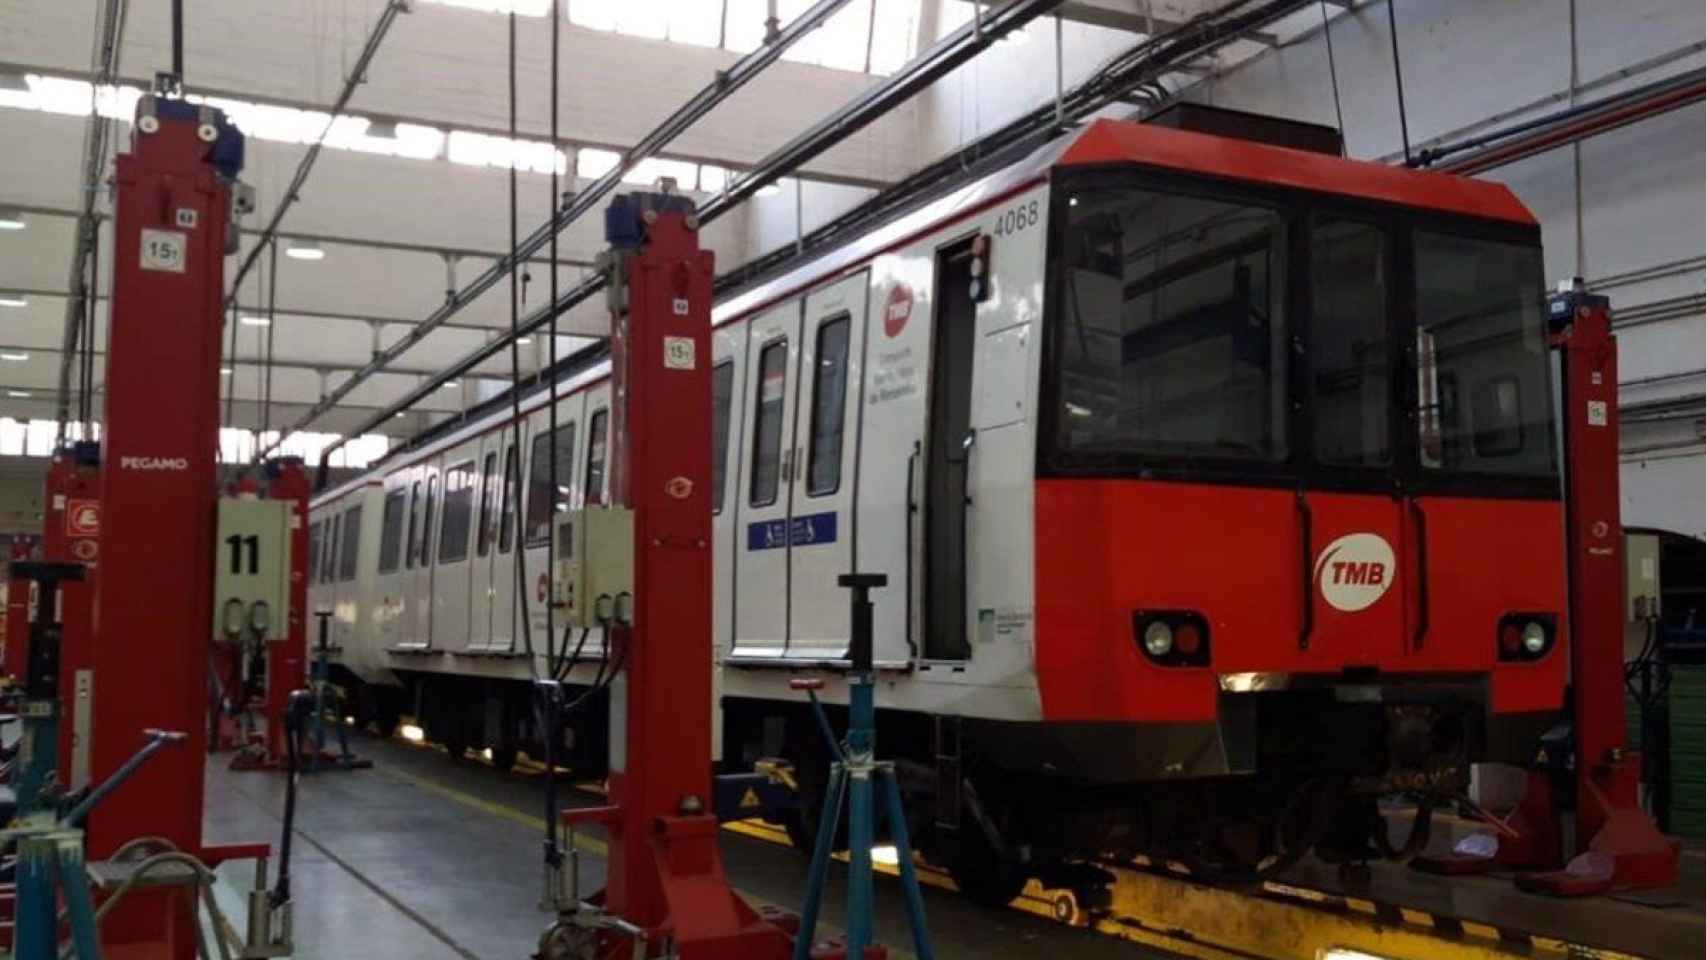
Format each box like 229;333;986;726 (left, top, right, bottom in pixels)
273;689;313;907
171;0;184;80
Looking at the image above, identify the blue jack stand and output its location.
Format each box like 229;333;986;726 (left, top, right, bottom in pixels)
792;573;935;960
305;611;370;774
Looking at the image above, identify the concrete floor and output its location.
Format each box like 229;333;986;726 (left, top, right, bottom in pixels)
203;733;1170;960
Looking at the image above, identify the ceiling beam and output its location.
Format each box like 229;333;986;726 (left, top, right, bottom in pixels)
0;342;524;382
0;201;596;267
1056;2;1276;46
0;60;891;192
6;287;553;337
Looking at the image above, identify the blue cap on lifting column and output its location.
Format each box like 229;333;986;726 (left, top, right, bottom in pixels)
604;192;697;251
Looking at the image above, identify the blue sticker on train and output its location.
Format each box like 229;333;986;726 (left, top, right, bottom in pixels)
746;511;838;551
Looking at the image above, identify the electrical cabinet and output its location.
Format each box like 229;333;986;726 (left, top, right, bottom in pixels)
553;507;635;628
214;498;292;643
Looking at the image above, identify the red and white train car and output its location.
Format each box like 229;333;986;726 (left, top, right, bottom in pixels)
310;113;1566;899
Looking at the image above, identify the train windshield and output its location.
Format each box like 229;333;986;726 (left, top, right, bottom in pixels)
1053;187;1289;464
1047;175;1556;490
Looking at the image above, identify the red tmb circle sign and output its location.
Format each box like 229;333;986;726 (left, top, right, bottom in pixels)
66;499;100;537
883;283;914;338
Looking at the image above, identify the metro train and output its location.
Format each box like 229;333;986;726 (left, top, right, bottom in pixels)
309;111;1567;902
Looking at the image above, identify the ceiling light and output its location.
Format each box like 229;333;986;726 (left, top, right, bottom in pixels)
0;209;24;231
7;390;30;398
220;367;235;375
443;380;460;389
285;241;325;261
515;336;532;345
239;314;271;327
0;294;26;308
755;182;781;198
0;352;28;362
394;411;406;418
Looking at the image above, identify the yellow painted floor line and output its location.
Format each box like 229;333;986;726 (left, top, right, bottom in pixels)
375;761;608;857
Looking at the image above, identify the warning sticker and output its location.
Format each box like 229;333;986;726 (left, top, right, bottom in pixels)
1587;400;1608;427
65;499;100;537
663;336;695;370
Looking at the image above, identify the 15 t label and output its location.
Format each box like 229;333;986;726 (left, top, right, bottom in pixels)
140;229;187;273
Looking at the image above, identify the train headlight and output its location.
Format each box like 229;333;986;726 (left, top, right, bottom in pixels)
1521;621;1547;655
1497;613;1555;661
1142;620;1174;658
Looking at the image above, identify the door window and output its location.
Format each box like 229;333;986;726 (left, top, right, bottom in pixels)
476;452;498;558
438;461;478;563
585;411;609;506
339;505;362;581
749;340;788;507
421;475;438;565
406;481;422;569
307;521;322;585
1310;219;1391;466
378;489;406;573
499;446;518;553
525;423;577;546
712;361;734;514
806;315;851;496
321;516;340;583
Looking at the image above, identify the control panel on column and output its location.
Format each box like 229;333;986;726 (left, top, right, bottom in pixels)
553;508;635;628
215;499;292;644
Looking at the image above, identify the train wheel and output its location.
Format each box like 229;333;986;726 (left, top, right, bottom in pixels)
947;828;1029;908
373;701;401;740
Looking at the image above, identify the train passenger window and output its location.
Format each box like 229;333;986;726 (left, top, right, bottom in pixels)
1053;188;1288;465
1413;232;1553;478
406;481;422;569
307;521;322;585
749;340;788;507
476;452;498;558
438;461;478;564
378;489;407;573
421;475;438;565
1309;220;1390;466
806;315;850;496
499;446;518;553
524;424;578;546
339;506;362;582
711;361;734;514
585;411;609;507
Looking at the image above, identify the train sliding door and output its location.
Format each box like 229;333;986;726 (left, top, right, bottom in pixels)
924;243;979;662
430;452;480;649
732;301;801;659
786;272;868;659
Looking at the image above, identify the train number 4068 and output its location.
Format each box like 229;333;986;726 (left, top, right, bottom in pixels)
992;200;1040;236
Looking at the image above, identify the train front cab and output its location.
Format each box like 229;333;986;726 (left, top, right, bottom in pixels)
1017;124;1568;865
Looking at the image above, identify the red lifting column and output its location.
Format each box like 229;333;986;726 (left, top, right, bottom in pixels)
548;194;794;960
90;96;256;958
1519;288;1678;895
42;445;101;788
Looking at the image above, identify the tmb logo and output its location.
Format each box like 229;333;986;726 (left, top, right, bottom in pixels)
1314;533;1397;612
882;283;914;338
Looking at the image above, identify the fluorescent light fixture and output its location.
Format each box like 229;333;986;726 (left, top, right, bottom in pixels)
220;367;234;375
515;336;533;345
0;352;29;362
443;380;460;389
0;208;24;230
755;182;781;198
1318;951;1398;960
0;294;26;308
285;241;325;261
6;390;30;398
239;314;271;327
394;411;406;418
